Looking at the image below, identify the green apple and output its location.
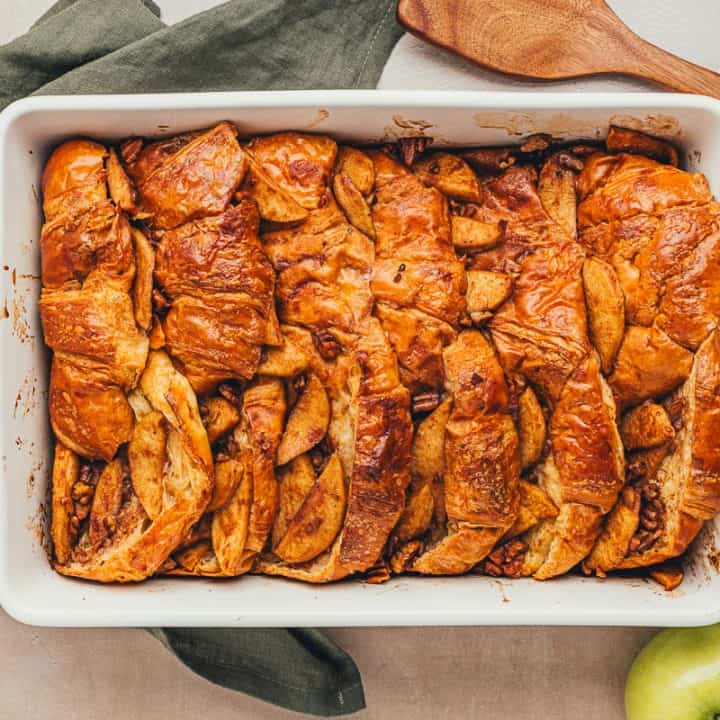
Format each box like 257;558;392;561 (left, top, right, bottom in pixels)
626;624;720;720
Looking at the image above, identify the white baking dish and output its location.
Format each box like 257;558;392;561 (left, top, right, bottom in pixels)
2;90;720;628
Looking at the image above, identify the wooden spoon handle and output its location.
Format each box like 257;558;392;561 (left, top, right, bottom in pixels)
616;31;720;98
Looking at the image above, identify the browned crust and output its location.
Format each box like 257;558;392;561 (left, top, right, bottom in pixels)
129;122;247;230
686;330;720;519
337;387;412;573
56;352;213;582
549;354;624;512
411;525;504;576
408;331;520;575
583;488;641;575
530;503;604;580
155;200;275;393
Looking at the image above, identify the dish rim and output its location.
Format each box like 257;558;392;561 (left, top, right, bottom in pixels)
3;89;720;627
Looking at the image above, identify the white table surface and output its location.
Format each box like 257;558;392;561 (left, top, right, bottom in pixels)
3;1;711;717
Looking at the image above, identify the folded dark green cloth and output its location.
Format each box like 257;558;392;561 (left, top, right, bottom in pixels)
149;628;365;716
1;0;405;714
1;0;402;110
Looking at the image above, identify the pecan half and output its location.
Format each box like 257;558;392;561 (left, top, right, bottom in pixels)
218;382;243;408
555;151;585;172
397;136;433;166
364;561;391;584
461;148;516;174
312;330;342;360
412;391;441;415
519;134;552;154
449;199;479;217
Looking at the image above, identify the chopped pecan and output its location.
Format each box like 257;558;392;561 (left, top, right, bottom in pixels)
461;147;516;174
78;463;100;488
389;540;423;574
555;151;585;172
570;144;601;157
627;474;666;555
635;528;663;553
449;199;478;217
71;481;94;501
505;539;528;559
482;538;528;577
398;136;433;166
218;382;243;408
640;516;658;531
120;137;143;165
519;134;552;154
412;391;441;415
308;448;328;473
158;557;178;573
502;556;525;578
665;392;685;431
363;561;391;584
312;330;342;360
488;547;505;566
292;374;307;394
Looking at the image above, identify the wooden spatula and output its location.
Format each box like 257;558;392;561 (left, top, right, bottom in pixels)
397;0;720;98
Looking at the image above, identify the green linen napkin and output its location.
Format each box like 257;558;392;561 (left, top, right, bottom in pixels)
148;628;366;716
1;0;402;109
1;0;405;714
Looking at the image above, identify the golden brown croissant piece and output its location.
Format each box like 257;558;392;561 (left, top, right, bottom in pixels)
52;351;213;582
257;319;412;582
577;149;720;573
249;133;412;582
122;121;247;230
122;123;280;394
586;331;720;573
264;195;374;343
391;331;520;575
368;149;465;393
243;132;337;212
198;377;287;575
154;197;279;393
40;139;149;462
465;155;624;579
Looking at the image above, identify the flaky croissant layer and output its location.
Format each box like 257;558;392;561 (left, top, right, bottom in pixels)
41;123;720;590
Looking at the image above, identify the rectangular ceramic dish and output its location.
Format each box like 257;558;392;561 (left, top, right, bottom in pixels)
2;90;720;627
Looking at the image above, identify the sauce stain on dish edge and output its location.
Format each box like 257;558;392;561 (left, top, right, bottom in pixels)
471;112;683;141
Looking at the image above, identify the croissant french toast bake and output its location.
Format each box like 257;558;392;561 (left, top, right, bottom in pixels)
40;121;720;590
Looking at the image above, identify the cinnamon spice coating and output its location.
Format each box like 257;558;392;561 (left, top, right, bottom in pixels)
41;123;720;588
